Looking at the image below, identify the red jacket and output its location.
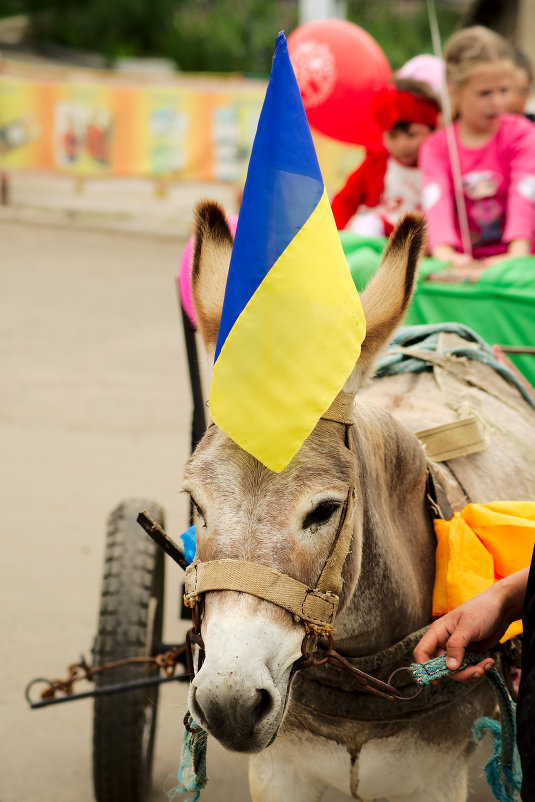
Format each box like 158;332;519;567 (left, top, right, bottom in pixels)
331;149;389;230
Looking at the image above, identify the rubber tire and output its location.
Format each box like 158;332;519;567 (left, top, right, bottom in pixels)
92;499;165;802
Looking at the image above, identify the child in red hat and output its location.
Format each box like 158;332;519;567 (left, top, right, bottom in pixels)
331;77;440;235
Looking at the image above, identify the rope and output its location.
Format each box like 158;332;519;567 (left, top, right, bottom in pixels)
426;0;472;257
409;655;522;801
375;323;535;411
167;713;208;802
168;654;521;801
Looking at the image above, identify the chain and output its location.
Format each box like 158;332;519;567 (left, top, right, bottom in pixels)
294;632;423;702
37;645;187;701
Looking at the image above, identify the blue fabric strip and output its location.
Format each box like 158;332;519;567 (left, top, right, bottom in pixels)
214;32;323;361
180;525;197;565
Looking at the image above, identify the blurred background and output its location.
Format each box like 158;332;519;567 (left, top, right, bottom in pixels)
0;0;533;219
1;2;534;802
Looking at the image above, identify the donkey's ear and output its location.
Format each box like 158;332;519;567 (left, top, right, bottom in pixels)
191;201;234;357
344;213;427;393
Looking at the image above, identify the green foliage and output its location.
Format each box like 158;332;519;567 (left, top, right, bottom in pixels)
346;0;460;71
165;0;298;73
0;0;25;13
22;0;179;58
5;0;461;74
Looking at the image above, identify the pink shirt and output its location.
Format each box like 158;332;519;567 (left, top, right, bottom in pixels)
420;114;535;258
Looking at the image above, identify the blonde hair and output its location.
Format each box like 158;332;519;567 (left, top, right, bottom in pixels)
445;26;514;87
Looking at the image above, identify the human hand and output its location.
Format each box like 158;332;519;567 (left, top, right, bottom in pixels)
447;251;478;269
432;245;475;268
479;253;508;268
413;570;528;682
465;239;530;269
507;238;530;258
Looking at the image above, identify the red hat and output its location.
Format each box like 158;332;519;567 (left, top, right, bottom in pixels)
371;85;439;131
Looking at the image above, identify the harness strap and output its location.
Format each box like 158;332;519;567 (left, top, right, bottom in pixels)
184;559;339;629
315;485;356;598
183;390;357;633
321;390;355;425
416;415;488;462
425;462;454;521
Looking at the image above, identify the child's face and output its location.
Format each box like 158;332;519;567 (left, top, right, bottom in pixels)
383;123;432;167
508;66;531;114
451;62;514;135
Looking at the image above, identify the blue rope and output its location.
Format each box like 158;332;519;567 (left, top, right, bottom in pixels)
167;714;208;802
375;323;535;411
410;654;522;801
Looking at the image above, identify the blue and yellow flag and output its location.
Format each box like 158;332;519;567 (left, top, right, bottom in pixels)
209;32;366;472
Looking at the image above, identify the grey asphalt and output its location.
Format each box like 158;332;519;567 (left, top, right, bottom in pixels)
1;178;490;801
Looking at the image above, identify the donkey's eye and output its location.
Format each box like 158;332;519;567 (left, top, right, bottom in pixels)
192;499;206;527
302;501;340;529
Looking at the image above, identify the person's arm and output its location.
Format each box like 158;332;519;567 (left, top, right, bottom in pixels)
506;238;531;257
481;238;531;267
330;151;386;230
413;569;529;682
420;131;465;258
503;117;535;251
431;245;475;267
330;160;370;230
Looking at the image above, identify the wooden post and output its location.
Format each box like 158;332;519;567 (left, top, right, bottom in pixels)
0;172;10;205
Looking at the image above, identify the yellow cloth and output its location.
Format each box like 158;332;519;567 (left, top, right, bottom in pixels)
433;501;535;642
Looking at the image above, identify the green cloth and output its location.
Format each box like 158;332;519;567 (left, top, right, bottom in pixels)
341;232;535;389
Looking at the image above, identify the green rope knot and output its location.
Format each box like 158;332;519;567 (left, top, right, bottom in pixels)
167;713;208;802
409;652;481;684
409;654;521;802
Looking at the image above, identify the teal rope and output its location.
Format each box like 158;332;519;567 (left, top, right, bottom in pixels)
410;654;521;801
375;323;535;411
167;714;208;802
167;656;521;802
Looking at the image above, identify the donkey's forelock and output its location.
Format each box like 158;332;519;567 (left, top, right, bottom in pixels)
184;418;356;577
185;417;355;495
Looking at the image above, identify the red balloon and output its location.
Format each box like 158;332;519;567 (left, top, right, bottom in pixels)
287;19;392;147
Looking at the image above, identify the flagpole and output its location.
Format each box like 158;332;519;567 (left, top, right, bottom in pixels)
426;0;473;258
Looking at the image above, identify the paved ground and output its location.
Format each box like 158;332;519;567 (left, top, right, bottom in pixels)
0;212;255;802
0;172;241;238
1;179;491;801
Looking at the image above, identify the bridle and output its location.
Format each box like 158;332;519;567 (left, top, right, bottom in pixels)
184;390;423;703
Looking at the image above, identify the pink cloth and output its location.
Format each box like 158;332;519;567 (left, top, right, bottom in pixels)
397;54;445;93
178;215;239;327
420;114;535;258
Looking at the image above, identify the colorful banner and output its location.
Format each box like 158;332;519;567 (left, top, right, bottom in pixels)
0;59;362;191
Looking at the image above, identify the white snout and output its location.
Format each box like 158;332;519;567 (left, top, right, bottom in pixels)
188;594;303;753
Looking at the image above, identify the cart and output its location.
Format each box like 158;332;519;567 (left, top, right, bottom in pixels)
25;224;535;802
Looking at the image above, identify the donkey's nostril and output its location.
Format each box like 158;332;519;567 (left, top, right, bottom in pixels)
251;688;273;727
191;686;207;726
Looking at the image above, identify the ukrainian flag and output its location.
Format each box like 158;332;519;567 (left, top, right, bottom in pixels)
209;32;366;472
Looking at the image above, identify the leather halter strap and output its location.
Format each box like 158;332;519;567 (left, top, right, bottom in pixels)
320;390;355;425
183;391;356;633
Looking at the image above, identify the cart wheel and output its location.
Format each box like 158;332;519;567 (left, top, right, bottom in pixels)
92;498;165;802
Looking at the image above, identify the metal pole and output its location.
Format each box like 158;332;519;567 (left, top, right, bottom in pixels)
26;672;189;709
179;300;206;454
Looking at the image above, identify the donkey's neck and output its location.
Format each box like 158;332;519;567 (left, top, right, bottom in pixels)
336;401;436;656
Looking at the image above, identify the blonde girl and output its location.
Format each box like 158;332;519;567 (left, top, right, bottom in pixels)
420;26;535;267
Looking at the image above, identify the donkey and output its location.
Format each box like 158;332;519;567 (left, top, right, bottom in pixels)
182;202;535;801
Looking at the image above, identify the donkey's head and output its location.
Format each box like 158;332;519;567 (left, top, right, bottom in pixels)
183;202;426;752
